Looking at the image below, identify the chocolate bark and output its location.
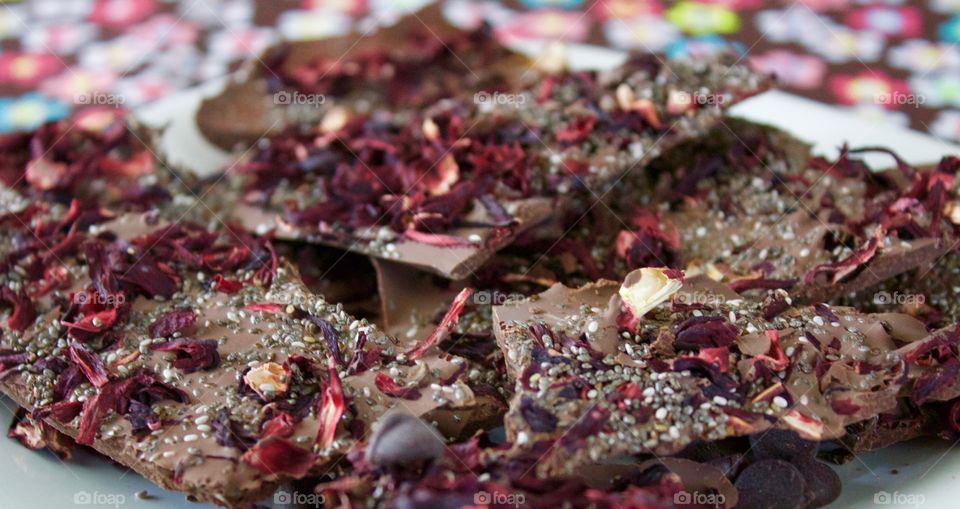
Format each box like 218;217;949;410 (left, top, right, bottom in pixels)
221;51;768;280
492;269;929;477
486;121;960;304
0;212;505;507
196;4;533;151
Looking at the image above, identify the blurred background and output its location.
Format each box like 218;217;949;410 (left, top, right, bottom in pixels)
0;0;957;141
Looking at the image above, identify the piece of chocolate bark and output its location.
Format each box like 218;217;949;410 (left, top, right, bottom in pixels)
316;409;737;508
0;212;504;507
491;268;933;477
197;4;533;151
487;121;960;303
222;52;767;280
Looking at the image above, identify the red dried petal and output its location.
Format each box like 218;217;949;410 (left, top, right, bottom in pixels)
316;357;345;450
61;308;118;335
241;436;317;478
1;287;36;331
260;412;296;439
150;339;220;373
913;357;960;405
554;115;597;144
68;344;110;388
406;288;473;361
674;316;737;351
403;229;478;247
7;408;74;460
804;227;883;285
212;275;244;293
36;400;83;423
148;309;197;338
244;303;285;313
757;330;789;371
374;372;422;400
76;372;188;445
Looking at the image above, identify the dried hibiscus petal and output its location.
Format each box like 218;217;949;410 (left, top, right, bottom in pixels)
36;400;83;423
150;339;220;373
242;435;318;478
403;229;477;248
213;408;257;451
1;287;36;331
674;316;737;351
7;408;74;460
374;372;422;400
260;412;296;439
804;226;883;285
244;302;285;314
68;344;110;388
305;315;343;365
0;349;29;373
212;274;243;293
912;357;960;405
148;309;197;338
76;372;187;445
61;308;118;335
316;357;345;450
520;396;558;433
406;287;473;361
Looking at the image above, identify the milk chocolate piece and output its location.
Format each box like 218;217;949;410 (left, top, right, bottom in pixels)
492;269;928;476
489;122;959;303
223;51;767;280
197;4;532;150
639;123;960;303
0;214;504;507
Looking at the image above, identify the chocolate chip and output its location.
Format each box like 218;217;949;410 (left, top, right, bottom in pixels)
749;429;817;462
793;458;841;508
706;454;744;479
734;459;806;509
367;409;445;467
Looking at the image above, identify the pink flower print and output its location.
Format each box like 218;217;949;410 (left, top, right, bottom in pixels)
845;5;923;38
88;0;157;29
749;50;827;90
0;52;64;88
495;9;592;43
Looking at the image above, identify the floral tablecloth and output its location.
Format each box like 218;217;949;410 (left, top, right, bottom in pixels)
1;0;958;142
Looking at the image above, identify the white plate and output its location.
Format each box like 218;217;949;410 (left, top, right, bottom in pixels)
5;40;959;509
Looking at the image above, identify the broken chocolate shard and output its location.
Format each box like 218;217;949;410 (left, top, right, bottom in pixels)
492;269;932;476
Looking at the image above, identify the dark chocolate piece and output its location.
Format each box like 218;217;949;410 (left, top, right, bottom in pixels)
734;459;806;509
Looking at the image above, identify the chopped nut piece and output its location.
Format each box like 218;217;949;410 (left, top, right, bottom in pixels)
243;362;289;400
618;267;683;319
